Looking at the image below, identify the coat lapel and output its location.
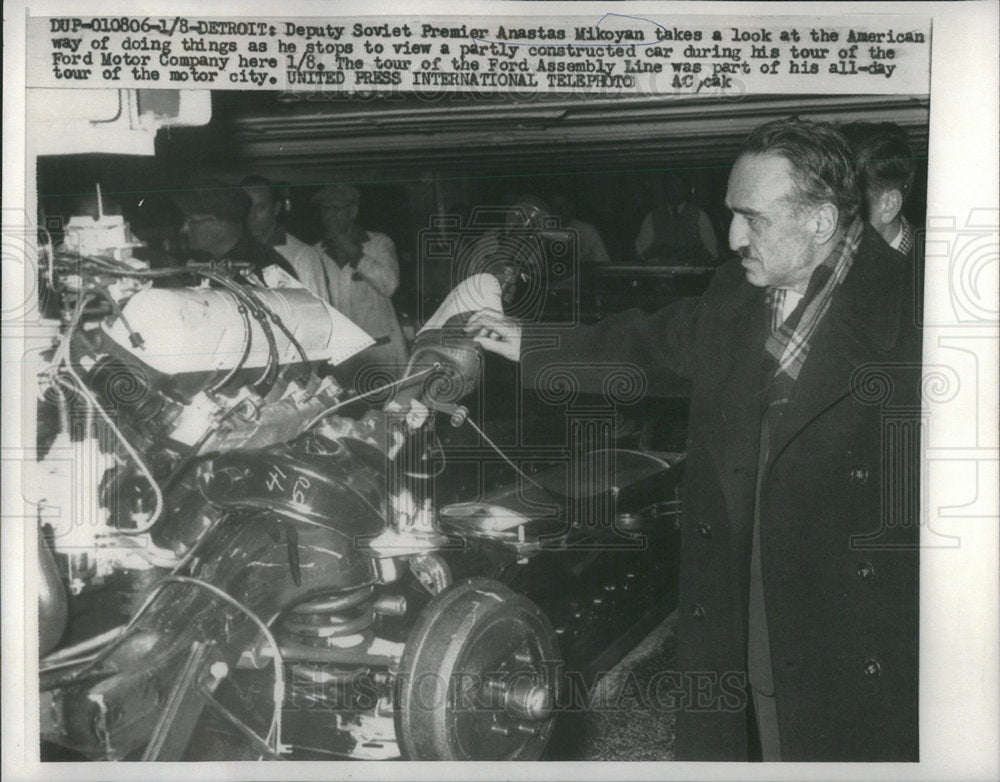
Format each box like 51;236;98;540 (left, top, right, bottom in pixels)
765;229;904;469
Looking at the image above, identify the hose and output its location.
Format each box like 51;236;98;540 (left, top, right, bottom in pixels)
302;364;439;431
55;373;165;535
206;296;252;396
463;416;546;491
199;271;280;395
237;283;312;383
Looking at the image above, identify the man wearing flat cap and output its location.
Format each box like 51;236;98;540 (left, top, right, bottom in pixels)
312;183;408;376
174;180;299;285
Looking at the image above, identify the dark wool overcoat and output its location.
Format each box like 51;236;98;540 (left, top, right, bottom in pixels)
522;226;921;761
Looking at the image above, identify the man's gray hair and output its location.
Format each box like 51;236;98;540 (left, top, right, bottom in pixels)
741;117;860;222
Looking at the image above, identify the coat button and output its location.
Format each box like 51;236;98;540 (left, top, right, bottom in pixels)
850;466;870;484
863;658;882;678
857;561;875;581
690;603;706;620
697;522;713;539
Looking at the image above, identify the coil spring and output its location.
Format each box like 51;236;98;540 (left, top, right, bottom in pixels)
282;584;375;648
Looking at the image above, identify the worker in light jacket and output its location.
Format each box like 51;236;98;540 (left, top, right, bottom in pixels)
312;183;409;379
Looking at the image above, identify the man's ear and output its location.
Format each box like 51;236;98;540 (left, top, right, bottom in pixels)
877;189;904;225
811;202;840;245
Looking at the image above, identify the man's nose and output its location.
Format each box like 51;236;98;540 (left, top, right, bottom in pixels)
729;213;748;252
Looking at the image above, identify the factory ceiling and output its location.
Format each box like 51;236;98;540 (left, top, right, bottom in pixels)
161;91;930;180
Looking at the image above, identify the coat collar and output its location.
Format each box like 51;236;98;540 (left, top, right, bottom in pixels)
765;226;906;463
826;224;905;357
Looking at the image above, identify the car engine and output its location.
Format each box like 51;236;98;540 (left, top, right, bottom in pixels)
34;207;683;762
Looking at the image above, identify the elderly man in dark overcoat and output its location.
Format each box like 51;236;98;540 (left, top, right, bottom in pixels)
466;117;922;762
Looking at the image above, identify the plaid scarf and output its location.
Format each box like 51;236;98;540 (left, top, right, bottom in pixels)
764;217;863;395
895;215;914;255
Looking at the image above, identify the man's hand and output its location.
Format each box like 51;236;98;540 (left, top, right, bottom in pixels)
464;309;522;362
326;231;363;268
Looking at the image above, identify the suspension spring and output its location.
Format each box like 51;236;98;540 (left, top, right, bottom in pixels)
281;585;375;649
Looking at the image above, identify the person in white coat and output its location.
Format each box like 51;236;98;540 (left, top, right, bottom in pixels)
312;183;409;379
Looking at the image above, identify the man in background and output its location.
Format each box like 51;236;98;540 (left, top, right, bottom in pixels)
843;122;918;257
634;171;718;265
239;175;327;299
313;183;408;376
173;180;299;286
